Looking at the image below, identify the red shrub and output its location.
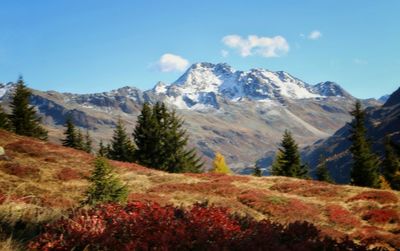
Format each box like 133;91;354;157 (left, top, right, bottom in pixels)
362;209;399;224
238;190;320;222
348;191;398;204
56;168;81;181
326;204;361;229
2;162;40;178
28;202;374;251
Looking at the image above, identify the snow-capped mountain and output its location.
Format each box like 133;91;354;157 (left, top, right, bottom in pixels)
0;63;381;171
151;63;344;110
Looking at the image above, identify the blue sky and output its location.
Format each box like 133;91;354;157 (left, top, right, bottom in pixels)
0;1;399;98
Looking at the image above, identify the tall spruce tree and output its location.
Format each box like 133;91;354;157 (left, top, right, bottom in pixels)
133;102;159;168
0;105;12;131
316;155;334;183
382;136;400;190
107;119;135;162
133;102;203;173
62;116;78;148
83;130;93;153
348;101;380;188
9;77;47;140
75;129;84;150
272;130;308;178
82;157;128;206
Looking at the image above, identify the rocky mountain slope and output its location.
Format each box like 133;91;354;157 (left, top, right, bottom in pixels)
302;87;400;183
0;63;380;170
0;130;398;250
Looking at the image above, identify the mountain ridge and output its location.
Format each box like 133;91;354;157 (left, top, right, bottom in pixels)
0;63;381;170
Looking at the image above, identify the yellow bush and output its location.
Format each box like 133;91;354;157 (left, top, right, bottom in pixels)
212;152;231;174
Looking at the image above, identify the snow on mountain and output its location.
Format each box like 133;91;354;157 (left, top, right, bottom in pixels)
312;81;350;98
152;63;352;110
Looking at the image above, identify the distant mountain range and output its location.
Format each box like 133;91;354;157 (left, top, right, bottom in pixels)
301;87;400;183
0;63;381;170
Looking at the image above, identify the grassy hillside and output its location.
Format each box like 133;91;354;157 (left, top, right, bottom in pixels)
0;129;399;250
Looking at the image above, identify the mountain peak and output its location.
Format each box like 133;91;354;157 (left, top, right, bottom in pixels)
383;86;400;107
312;81;350;97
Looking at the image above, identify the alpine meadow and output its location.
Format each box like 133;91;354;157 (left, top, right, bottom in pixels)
0;1;399;250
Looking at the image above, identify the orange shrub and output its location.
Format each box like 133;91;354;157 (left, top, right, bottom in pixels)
348;191;398;204
56;167;81;181
5;140;45;157
2;162;40;178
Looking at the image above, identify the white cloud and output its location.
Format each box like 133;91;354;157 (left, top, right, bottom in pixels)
308;30;322;40
221;49;229;57
156;53;189;72
222;34;289;58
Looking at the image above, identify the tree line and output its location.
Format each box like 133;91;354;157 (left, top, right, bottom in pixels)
264;100;400;190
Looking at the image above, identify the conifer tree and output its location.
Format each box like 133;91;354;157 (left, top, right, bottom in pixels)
272;130;308;178
161;107;203;173
133;102;203;173
75;129;84;150
254;164;262;177
98;140;108;157
316;156;334;183
271;151;284;176
62;116;78;148
212;152;231;174
82;157;128;205
83;130;92;153
348;101;380;188
382;136;400;190
108;119;135;162
0;105;12;131
133;102;159;168
9;76;47;140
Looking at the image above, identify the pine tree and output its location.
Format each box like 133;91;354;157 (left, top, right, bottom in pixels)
133;102;203;173
161;107;203;173
271;151;284;176
254;164;262;177
272;130;308;178
108;119;135;162
212;152;231;174
348;101;380;188
133;102;159;168
98;140;108;157
62;116;78;148
83;130;92;153
382;136;400;190
0;105;12;131
82;157;128;206
9;76;47;140
75;129;84;150
316;155;334;183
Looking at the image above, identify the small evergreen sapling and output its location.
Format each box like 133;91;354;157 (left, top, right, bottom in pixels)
83;157;128;205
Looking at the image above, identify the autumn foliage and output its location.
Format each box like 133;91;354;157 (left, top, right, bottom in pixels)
28;202;374;251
